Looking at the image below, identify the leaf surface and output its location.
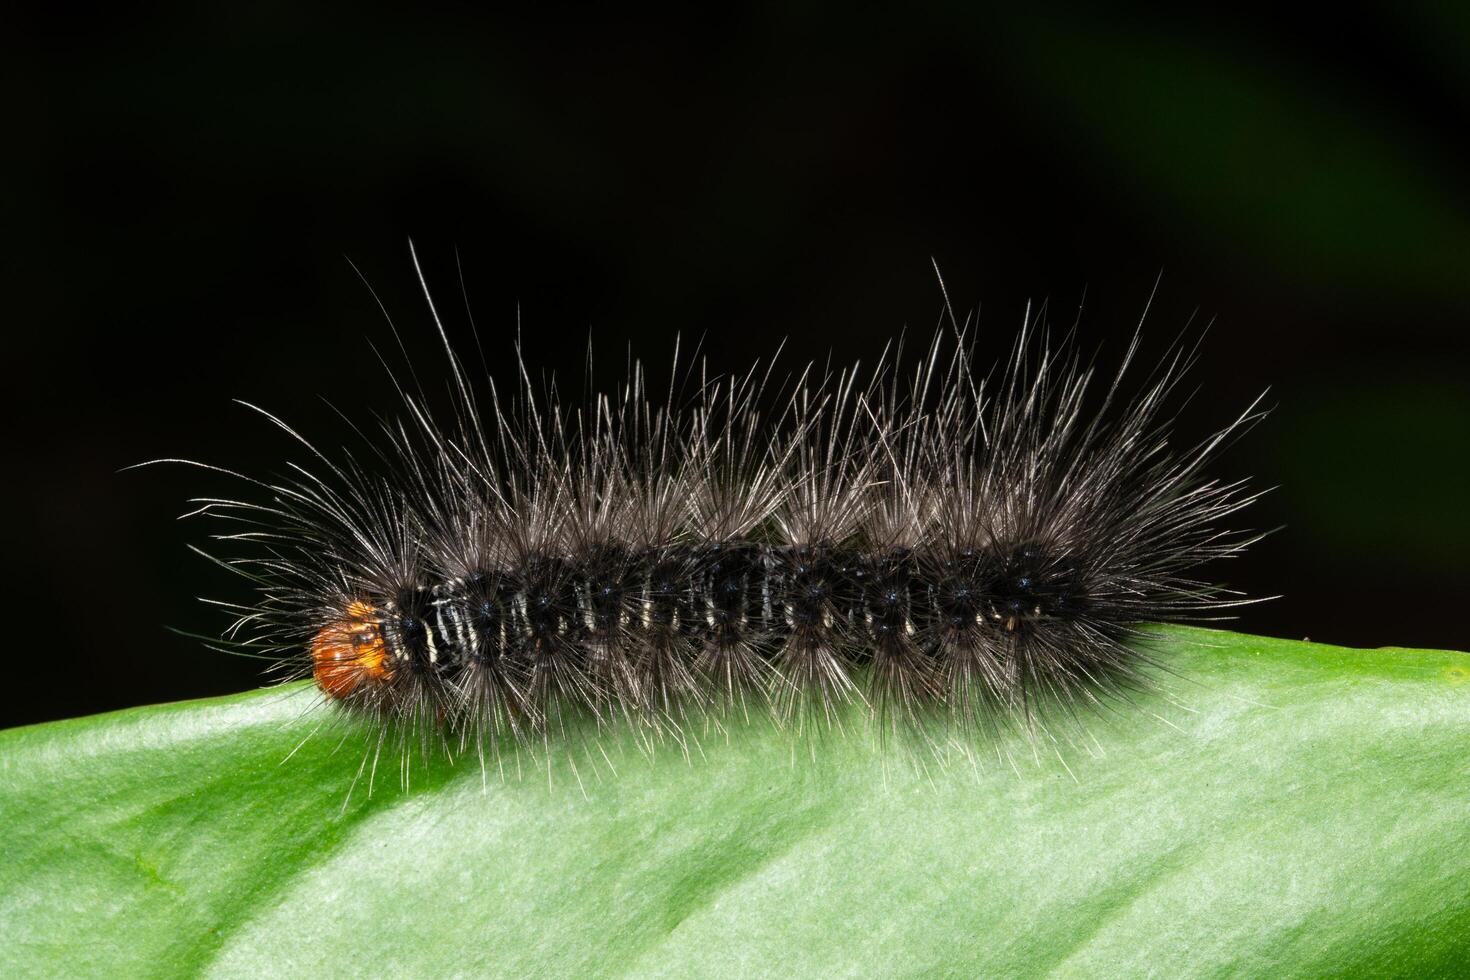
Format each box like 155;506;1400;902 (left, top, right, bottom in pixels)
2;627;1467;977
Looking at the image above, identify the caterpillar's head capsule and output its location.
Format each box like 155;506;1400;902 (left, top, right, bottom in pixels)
311;600;392;699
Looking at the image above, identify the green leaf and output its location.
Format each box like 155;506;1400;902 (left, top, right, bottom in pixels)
2;627;1467;977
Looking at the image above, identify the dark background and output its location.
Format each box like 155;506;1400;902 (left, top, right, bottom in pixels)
7;4;1469;728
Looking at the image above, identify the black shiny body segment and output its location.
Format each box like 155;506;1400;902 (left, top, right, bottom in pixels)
378;542;1083;672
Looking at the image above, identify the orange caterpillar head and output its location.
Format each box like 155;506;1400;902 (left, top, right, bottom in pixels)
310;600;392;699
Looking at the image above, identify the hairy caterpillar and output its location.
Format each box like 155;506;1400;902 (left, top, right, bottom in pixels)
163;257;1266;760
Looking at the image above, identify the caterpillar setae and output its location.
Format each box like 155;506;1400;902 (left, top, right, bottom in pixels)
162;256;1267;762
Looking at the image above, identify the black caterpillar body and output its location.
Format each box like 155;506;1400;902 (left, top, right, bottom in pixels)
380;539;1096;726
174;261;1266;749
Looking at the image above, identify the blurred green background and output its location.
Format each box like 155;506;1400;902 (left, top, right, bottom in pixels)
5;3;1467;726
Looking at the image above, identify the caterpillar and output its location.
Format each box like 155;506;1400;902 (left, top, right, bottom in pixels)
165;257;1266;760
